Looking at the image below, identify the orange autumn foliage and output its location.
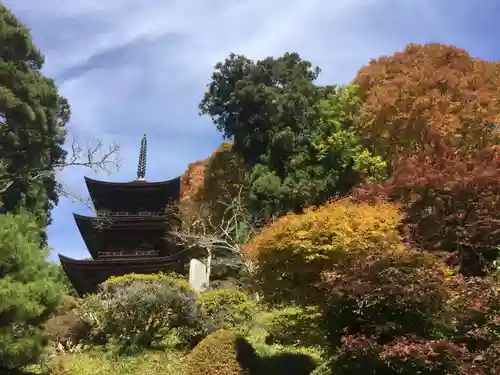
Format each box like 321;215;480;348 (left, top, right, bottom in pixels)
354;43;500;165
180;142;248;227
245;198;405;305
180;159;209;204
180;142;246;204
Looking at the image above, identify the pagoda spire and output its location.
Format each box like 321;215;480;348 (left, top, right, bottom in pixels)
136;134;147;180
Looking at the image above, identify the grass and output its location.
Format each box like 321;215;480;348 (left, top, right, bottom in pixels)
45;348;186;375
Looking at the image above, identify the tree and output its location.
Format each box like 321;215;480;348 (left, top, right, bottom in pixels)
0;6;121;233
248;87;387;220
200;52;331;168
197;142;249;225
354;143;500;276
48;136;121;213
0;212;64;370
317;248;499;375
245;198;404;305
200;54;386;221
354;43;500;166
169;188;256;286
0;4;69;227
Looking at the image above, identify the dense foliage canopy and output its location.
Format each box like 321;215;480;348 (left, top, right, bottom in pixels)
0;5;70;229
2;6;500;371
201;54;386;222
0;213;63;370
246;198;404;305
354;143;500;275
354;43;500;166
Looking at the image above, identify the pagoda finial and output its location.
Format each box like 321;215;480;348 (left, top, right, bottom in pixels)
136;134;147;180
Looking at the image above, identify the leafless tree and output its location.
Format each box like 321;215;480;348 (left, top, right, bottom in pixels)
167;187;256;284
0;136;121;212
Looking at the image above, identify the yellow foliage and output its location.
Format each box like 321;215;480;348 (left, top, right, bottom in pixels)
246;198;404;304
101;272;192;292
199;288;260;332
183;329;256;375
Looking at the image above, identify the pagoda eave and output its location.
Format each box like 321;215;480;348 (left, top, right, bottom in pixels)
58;253;189;296
84;175;181;188
74;213;171;229
73;214;99;259
84;176;181;214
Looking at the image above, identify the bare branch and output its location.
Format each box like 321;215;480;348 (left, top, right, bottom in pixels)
167;187;257;282
55;136;122;174
56;184;95;212
0;136;121;202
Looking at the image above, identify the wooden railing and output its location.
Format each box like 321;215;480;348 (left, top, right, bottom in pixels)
109;211;164;217
98;249;159;258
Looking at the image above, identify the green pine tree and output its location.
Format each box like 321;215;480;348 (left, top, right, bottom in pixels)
0;5;70;233
0;212;64;370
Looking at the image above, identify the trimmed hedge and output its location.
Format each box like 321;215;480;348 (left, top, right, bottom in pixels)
183;329;257;375
199;288;259;332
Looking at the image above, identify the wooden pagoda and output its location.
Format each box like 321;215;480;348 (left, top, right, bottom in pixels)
59;135;189;296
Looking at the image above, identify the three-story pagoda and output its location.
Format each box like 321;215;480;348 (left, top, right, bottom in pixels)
59;135;189;295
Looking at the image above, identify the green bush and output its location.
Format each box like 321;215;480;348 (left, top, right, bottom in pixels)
80;272;203;353
183;329;258;375
200;288;259;333
0;213;64;370
310;360;332;375
50;263;79;297
259;305;325;348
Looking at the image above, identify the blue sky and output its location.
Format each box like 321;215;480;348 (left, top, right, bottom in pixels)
6;0;500;262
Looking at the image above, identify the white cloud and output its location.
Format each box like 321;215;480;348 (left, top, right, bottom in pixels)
6;0;498;260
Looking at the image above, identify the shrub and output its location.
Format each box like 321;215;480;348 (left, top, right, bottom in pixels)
0;213;64;370
102;271;192;291
332;336;475;375
259;305;326;348
54;295;81;316
199;288;259;333
354;144;500;275
245;198;404;304
319;248;455;346
354;42;500;165
449;276;500;365
80;272;203;353
317;246;500;374
183;329;258;375
43;310;91;350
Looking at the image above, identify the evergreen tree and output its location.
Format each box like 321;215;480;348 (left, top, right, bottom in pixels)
0;212;63;370
0;5;70;229
200;53;385;221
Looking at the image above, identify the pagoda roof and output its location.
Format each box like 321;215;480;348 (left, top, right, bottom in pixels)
74;213;178;259
84;176;181;214
74;214;99;259
84;176;180;189
58;252;190;296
